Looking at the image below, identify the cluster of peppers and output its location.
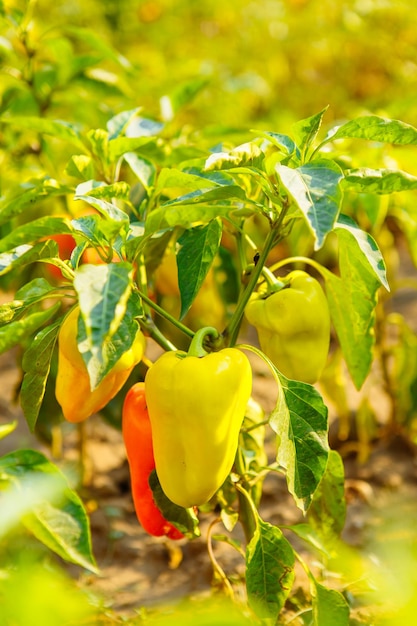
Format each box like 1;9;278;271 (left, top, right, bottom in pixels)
54;269;329;539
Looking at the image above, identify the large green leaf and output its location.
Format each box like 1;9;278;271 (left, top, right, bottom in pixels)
0;117;86;151
20;320;62;432
144;203;236;236
275;160;343;249
73;264;139;388
0;216;72;254
177;219;222;318
0;179;73;227
335;214;389;290
326;115;417;145
270;376;329;512
246;517;295;620
0;240;58;276
324;215;388;389
343;167;417;194
0;449;97;572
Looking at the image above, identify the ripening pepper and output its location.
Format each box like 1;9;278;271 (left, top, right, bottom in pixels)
55;307;146;423
245;270;330;384
122;382;184;539
145;327;252;508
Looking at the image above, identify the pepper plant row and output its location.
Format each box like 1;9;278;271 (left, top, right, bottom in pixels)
1;106;417;623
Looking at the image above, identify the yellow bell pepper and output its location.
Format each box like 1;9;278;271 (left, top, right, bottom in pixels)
55;307;145;423
245;270;330;384
144;327;252;508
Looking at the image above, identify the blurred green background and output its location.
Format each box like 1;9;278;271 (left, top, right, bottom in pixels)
2;0;417;131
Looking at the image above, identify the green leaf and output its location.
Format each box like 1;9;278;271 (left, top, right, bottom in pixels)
270;376;329;512
76;180;131;201
15;277;55;301
148;470;200;539
65;154;95;181
327;115;417;145
335;214;389;290
177;219;223;318
0;240;58;276
86;128;109;165
74;193;129;225
275;160;343;250
161;184;246;207
0;303;60;355
307;450;346;541
145;203;235;236
0;117;86;151
124;153;156;190
160;77;209;121
292;107;329;157
156;167;218;193
0;449;97;572
0;179;72;227
285;523;331;557
343;167;417;194
311;579;350;626
73;263;135;388
20;320;61;432
324;215;387;389
108;136;156;162
205;141;264;171
246;517;295;620
106;107;142;139
0;216;72;254
253;130;297;155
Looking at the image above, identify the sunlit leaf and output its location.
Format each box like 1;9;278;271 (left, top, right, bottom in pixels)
327;115;417;145
275;160;343;249
343;167;417;194
0;450;97;571
335;214;389;290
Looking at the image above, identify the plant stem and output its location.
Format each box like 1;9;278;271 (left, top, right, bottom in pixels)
136;288;195;339
224;226;278;347
235;481;259;544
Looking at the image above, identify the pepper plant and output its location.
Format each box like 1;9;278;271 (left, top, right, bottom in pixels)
2;103;417;624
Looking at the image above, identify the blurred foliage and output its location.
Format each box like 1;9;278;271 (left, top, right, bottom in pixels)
2;0;417;130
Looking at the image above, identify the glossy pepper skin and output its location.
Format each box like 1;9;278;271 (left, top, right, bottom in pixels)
245;270;330;384
55;307;145;423
145;327;252;509
122;383;183;540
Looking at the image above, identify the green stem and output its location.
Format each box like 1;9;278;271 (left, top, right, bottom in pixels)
225;226;278;347
235;481;259;544
187;326;221;357
136;288;195;339
269;255;325;276
143;320;177;352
